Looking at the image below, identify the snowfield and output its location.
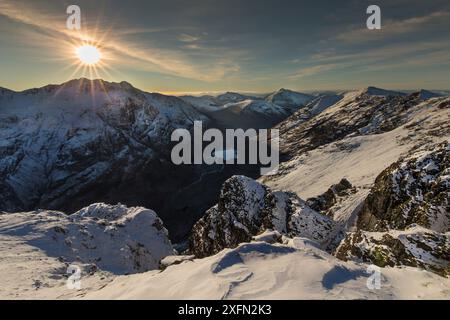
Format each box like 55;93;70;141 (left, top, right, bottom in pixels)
83;239;450;300
0;203;174;299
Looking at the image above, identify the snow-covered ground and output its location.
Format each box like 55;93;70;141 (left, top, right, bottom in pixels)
0;203;174;299
83;239;450;300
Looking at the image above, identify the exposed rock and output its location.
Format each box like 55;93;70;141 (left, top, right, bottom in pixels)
358;142;450;232
307;178;356;217
336;142;450;277
189;176;334;258
335;226;450;277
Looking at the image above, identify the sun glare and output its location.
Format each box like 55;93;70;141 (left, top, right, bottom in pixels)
76;45;101;65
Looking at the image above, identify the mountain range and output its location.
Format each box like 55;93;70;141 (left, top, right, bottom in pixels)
0;79;448;299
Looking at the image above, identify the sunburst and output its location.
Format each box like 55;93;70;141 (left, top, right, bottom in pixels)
76;45;101;65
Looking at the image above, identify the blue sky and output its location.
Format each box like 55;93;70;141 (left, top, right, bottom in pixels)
0;0;449;93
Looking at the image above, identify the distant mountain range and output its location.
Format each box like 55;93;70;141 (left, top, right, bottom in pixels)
0;79;449;299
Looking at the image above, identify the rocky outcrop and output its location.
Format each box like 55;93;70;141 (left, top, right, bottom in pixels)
335;226;450;277
358;142;449;232
337;142;450;276
189;176;334;257
307;178;356;217
0;203;174;274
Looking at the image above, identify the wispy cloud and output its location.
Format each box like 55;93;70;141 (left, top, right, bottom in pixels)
335;10;450;43
288;64;340;80
178;34;201;43
0;1;241;82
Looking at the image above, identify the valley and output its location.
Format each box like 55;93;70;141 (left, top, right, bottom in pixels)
0;79;449;299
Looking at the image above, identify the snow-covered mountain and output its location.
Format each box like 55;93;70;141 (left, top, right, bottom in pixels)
0;81;449;299
361;86;406;97
265;88;315;113
0;79;213;239
0;203;174;274
181;89;314;129
178;95;222;112
223;99;289;117
216;92;257;104
416;89;442;100
274;88;448;161
187;85;449;265
180;92;257;113
307;94;344;115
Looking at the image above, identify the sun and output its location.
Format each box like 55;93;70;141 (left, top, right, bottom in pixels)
76;45;101;65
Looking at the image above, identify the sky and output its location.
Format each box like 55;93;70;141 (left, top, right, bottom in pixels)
0;0;449;94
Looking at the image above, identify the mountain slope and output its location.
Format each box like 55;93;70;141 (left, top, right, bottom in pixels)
265;88;314;113
0;78;213;240
83;238;450;300
0;203;174;299
182;89;315;130
265;92;450;197
187;88;449;274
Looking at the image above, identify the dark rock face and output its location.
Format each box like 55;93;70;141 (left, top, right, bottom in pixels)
189;176;334;258
307;178;356;217
335;227;450;277
358;142;450;232
0;79;213;241
336;142;450;277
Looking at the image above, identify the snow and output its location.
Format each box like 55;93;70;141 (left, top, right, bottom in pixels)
1;81;449;300
82;239;450;300
252;230;282;243
264;128;410;199
307;94;343;115
0;78;209;212
0;203;174;276
263;96;450;200
265;88;314;108
179;95;223;112
223;99;289;117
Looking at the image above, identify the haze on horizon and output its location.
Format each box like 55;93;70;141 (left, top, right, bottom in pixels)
0;0;449;94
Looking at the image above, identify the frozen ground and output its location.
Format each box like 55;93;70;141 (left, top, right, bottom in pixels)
83;239;450;300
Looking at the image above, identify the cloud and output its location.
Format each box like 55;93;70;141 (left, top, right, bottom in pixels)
178;34;200;43
0;1;241;82
335;10;450;43
288;64;340;80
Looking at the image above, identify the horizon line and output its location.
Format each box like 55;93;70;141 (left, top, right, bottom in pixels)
1;77;449;97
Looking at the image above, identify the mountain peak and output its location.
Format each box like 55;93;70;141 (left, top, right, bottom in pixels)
64;78;135;89
18;78;140;96
415;89;442;100
277;88;294;93
0;87;15;94
362;86;406;97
